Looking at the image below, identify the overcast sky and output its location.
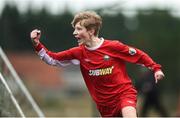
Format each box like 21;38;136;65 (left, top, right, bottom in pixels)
0;0;180;17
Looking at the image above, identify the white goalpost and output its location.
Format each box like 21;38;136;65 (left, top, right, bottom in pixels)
0;46;45;117
0;73;25;117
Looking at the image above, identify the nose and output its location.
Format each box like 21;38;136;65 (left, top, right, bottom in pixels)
73;30;78;36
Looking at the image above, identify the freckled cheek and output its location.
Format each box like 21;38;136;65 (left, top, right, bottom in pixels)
78;33;87;39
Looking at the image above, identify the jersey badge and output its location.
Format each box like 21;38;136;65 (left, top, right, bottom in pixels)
129;48;136;55
103;55;110;61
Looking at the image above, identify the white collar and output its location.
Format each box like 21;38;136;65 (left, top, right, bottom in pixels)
85;38;104;51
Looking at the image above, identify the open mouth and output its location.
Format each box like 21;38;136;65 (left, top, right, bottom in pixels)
77;38;84;45
75;36;84;45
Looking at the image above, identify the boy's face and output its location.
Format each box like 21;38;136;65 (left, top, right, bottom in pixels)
73;22;94;46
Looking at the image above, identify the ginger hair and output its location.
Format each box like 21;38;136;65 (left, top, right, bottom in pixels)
71;11;102;36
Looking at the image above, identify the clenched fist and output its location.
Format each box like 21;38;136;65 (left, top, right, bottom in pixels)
154;70;165;83
30;29;41;46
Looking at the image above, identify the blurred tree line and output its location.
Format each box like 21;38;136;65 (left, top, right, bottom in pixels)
0;3;180;95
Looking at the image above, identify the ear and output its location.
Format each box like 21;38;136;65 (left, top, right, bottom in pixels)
88;28;95;36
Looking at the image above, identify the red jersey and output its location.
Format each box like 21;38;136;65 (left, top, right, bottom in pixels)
35;38;161;107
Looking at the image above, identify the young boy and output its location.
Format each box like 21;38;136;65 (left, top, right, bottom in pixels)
30;11;164;117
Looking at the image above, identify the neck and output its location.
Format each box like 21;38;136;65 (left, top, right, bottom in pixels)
85;37;101;48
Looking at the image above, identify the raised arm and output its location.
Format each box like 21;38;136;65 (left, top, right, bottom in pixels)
30;29;80;67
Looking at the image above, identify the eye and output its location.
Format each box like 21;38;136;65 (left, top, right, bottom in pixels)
77;27;82;31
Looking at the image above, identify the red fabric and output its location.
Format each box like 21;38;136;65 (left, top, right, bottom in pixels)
35;39;162;116
97;84;137;116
